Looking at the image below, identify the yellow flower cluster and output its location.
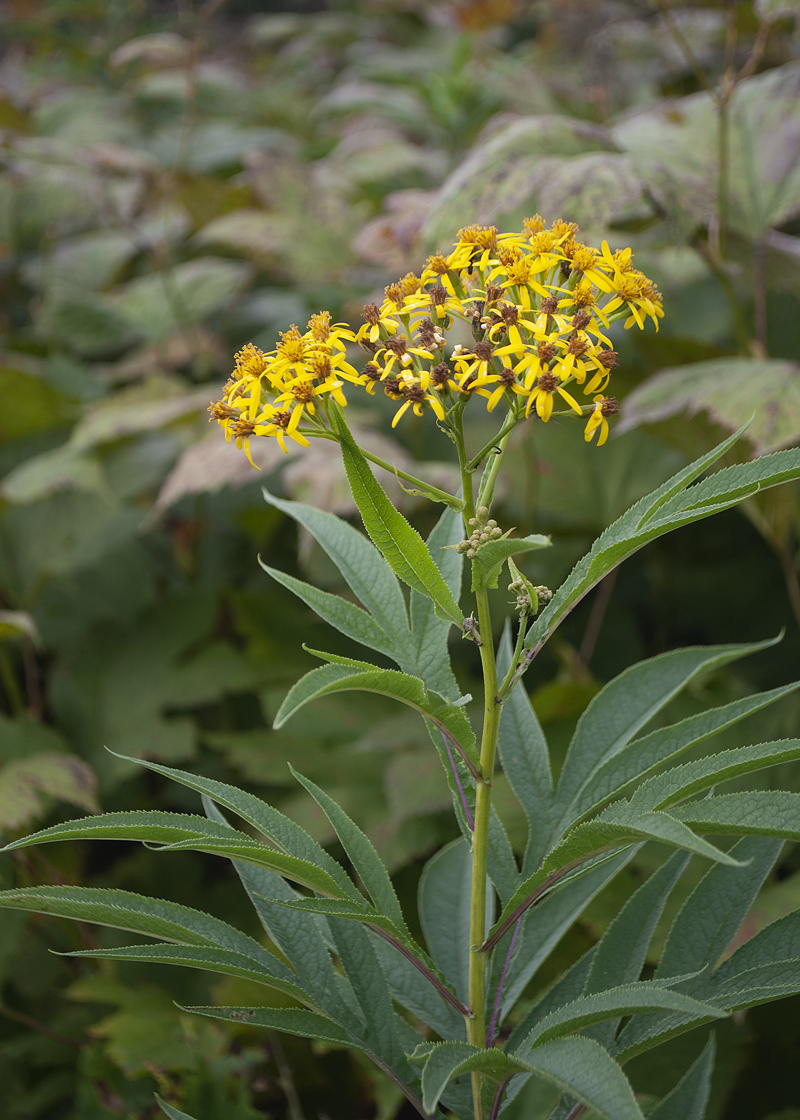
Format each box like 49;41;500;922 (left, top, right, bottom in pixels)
209;312;360;463
209;219;662;458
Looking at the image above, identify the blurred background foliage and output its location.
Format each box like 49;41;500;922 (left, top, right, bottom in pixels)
2;0;800;1116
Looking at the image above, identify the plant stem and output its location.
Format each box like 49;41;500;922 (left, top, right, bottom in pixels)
467;411;519;471
476;427;514;511
455;420;509;1119
306;428;461;507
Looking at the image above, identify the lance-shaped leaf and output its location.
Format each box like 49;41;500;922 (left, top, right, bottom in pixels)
582;852;689;1046
497;626;555;873
258;560;403;664
518;982;726;1050
612;838;781;1059
274;662;480;774
525;432;800;651
649;1036;715;1120
470;533;550;592
565;681;800;825
671;791;800;838
185;1004;361;1049
408;503;464;701
416;1035;646;1120
63;943;311;1004
629;740;800;811
108;753;362;903
554;638;780;827
485;808;744;951
289;767;405;929
263;488;411;658
0;886;280;963
1;809;358;900
332;407;463;625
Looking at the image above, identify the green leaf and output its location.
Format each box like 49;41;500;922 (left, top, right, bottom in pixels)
554;639;780;827
470;534;551;592
519;982;725;1050
706;911;800;993
487;810;744;951
497;626;555;874
408;503;464;701
671;791;800;839
288;767;405;930
507;948;598;1052
2;808;356;900
0;885;279;963
565;681;800;825
258;561;401;664
328;919;403;1068
156;1095;200;1120
525;433;800;652
630;740;800;811
184;1004;359;1049
63;943;310;1004
262;488;411;660
418;839;491;1006
270;896;466;1019
649;1037;715;1120
657;837;782;984
417;1042;516;1115
612;838;782;1059
418;1035;646;1120
201;798;359;1028
108;754;362;904
497;849;637;1020
273;663;480;774
488;807;522;905
371;932;467;1042
332;407;463;625
582;852;690;1045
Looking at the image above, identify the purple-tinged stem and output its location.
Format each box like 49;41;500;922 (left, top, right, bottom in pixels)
435;721;482;784
486;917;521;1047
440;730;475;830
489;1077;512;1120
367;924;470;1017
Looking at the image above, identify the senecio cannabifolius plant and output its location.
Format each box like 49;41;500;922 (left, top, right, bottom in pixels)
4;221;800;1120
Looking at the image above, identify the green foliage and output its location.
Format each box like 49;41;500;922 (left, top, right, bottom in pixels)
4;4;800;1117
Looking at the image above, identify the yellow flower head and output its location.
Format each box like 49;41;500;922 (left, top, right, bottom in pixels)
522;214;545;237
215;220;662;466
308;311;331;342
234;343;269;379
277;325;306;363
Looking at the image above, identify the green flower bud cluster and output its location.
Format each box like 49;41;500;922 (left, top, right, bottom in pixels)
455;506;503;558
508;576;553;616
